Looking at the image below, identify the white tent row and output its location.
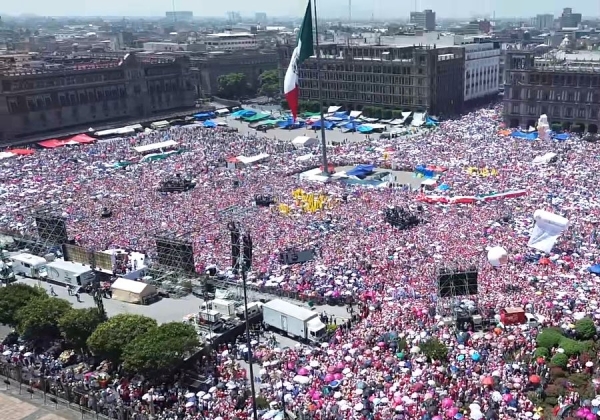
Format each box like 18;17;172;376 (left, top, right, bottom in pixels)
236;153;270;165
292;136;318;149
133;140;178;154
94;124;143;137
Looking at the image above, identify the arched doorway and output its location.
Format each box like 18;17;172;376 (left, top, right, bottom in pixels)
588;124;598;134
572;123;585;133
510;118;519;128
562;122;572;131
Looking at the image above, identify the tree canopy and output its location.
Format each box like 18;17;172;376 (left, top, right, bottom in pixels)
15;296;72;342
87;314;157;363
59;308;106;351
122;322;199;378
217;72;250;99
258;69;279;99
0;283;45;327
575;317;596;340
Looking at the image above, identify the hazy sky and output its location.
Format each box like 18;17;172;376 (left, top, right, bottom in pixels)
2;0;598;20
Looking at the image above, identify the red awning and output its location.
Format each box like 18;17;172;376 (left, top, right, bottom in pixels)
38;139;66;148
9;148;35;156
67;133;95;144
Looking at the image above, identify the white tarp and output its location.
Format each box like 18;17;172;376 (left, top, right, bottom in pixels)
327;106;341;113
134;140;178;154
0;152;16;160
411;112;426;127
532;152;557;165
528;210;569;253
292;136;318;148
216;108;230;115
349;111;362;118
236;153;270;165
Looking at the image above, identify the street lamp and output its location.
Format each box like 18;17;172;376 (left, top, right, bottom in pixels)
229;222;259;420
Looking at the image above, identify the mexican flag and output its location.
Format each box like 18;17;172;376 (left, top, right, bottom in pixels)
283;0;314;120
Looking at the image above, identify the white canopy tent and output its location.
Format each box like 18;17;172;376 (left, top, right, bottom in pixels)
236;153;270;165
133;140;178;154
111;278;157;304
292;136;318;149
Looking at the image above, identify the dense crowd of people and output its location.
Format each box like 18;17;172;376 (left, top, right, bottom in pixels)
1;105;600;419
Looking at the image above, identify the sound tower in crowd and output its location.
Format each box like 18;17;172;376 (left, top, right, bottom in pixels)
229;222;241;270
153;233;196;274
30;207;70;255
435;262;479;318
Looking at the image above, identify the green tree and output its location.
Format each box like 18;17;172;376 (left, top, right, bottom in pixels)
15;296;72;342
550;353;568;369
87;314;157;363
536;328;564;349
217;73;250;99
0;283;45;327
420;338;448;362
258;69;280;99
59;308;106;351
558;338;585;357
534;347;550;359
122;322;199;378
575;318;596;340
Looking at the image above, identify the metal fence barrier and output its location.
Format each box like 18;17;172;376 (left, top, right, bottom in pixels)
0;362;153;420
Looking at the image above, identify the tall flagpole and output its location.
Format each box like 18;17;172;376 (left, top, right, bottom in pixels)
312;0;330;176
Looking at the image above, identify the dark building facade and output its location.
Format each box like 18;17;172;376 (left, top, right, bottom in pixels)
0;53;197;144
503;50;600;133
191;49;278;96
277;43;465;116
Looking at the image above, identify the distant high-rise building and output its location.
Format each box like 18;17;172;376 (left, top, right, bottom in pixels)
560;8;581;28
255;12;267;23
227;11;242;24
410;9;436;31
535;14;554;30
165;11;194;23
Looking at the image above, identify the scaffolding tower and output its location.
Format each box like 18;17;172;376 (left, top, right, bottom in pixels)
435;261;479;319
21;207;70;256
153;232;196;275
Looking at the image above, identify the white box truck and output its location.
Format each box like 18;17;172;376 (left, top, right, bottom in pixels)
46;260;95;286
262;299;326;343
10;253;48;279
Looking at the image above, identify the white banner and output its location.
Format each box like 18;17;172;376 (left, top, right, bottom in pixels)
528;210;569;253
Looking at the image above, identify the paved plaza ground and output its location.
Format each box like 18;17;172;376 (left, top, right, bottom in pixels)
0;391;79;420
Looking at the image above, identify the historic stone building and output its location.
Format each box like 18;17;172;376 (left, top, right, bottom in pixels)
277;43;465;116
0;52;197;144
191;49;278;96
503;50;600;133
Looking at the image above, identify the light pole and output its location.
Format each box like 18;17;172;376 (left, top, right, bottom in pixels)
229;222;259;420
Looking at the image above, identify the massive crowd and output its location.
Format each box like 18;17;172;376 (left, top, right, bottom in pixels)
1;105;600;419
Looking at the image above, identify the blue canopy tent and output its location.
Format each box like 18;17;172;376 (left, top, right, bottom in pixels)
511;131;538;140
277;119;305;129
230;109;247;118
588;264;600;275
193;112;216;120
312;120;335;130
415;165;435;178
554;133;570;141
425;117;439;127
203;120;217;128
333;111;349;119
357;125;373;133
346;164;375;179
342;121;361;130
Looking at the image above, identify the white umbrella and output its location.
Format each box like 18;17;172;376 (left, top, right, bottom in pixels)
185;392;196;398
293;375;310;384
142;394;151;401
202;394;211;400
310;360;320;368
23;352;32;357
185;401;195;408
2;350;11;356
196;391;206;397
354;403;364;411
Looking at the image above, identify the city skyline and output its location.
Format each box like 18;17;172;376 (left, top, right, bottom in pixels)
1;0;599;21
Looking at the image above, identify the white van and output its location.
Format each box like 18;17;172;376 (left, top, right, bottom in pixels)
11;253;48;279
